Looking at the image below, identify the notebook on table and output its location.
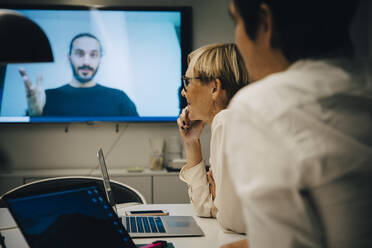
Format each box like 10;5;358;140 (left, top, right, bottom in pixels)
97;148;204;238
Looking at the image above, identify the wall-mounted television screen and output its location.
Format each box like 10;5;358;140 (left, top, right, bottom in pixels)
0;5;191;123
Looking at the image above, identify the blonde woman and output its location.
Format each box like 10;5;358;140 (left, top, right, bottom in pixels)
178;43;249;233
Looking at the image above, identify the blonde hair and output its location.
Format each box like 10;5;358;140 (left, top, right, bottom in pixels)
188;43;249;104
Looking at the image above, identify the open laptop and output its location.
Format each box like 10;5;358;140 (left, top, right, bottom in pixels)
3;183;138;248
97;148;204;238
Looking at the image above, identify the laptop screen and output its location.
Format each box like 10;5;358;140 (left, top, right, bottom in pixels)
4;185;136;248
97;148;117;212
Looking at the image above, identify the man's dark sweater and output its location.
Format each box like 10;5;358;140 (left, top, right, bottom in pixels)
43;84;138;116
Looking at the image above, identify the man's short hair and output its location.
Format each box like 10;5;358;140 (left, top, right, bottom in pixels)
232;0;360;62
68;33;103;56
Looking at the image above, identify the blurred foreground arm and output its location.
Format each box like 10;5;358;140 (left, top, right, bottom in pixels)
221;239;248;248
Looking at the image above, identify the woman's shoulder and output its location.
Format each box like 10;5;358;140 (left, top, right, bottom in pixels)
211;109;231;131
210;109;231;155
213;109;231;124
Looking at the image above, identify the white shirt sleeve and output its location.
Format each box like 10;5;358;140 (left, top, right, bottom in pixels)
226;103;321;247
179;161;217;217
179;110;246;234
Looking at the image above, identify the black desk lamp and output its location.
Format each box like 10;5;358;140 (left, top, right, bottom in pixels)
0;9;53;214
0;9;53;64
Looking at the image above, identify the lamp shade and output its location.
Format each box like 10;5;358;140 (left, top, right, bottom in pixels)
0;9;53;64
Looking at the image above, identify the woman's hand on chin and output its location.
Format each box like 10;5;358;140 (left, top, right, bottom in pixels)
177;106;205;144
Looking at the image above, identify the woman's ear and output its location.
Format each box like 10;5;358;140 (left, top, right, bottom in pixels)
211;79;223;100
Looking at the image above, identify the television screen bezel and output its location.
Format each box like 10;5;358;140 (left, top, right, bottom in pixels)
0;4;192;124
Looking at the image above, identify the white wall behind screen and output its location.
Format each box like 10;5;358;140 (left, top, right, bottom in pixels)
0;0;369;171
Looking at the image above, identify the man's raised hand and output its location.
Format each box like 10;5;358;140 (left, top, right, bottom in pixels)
19;68;46;116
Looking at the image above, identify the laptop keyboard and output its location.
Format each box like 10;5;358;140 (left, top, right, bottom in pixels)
123;216;166;233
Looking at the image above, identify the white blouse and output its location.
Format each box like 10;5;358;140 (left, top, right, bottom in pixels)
179;109;246;234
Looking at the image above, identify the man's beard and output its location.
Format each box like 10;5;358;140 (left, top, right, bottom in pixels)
70;63;99;83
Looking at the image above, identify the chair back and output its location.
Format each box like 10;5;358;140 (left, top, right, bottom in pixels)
1;176;147;204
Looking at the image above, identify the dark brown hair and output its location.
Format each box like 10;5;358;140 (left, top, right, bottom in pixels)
232;0;360;62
